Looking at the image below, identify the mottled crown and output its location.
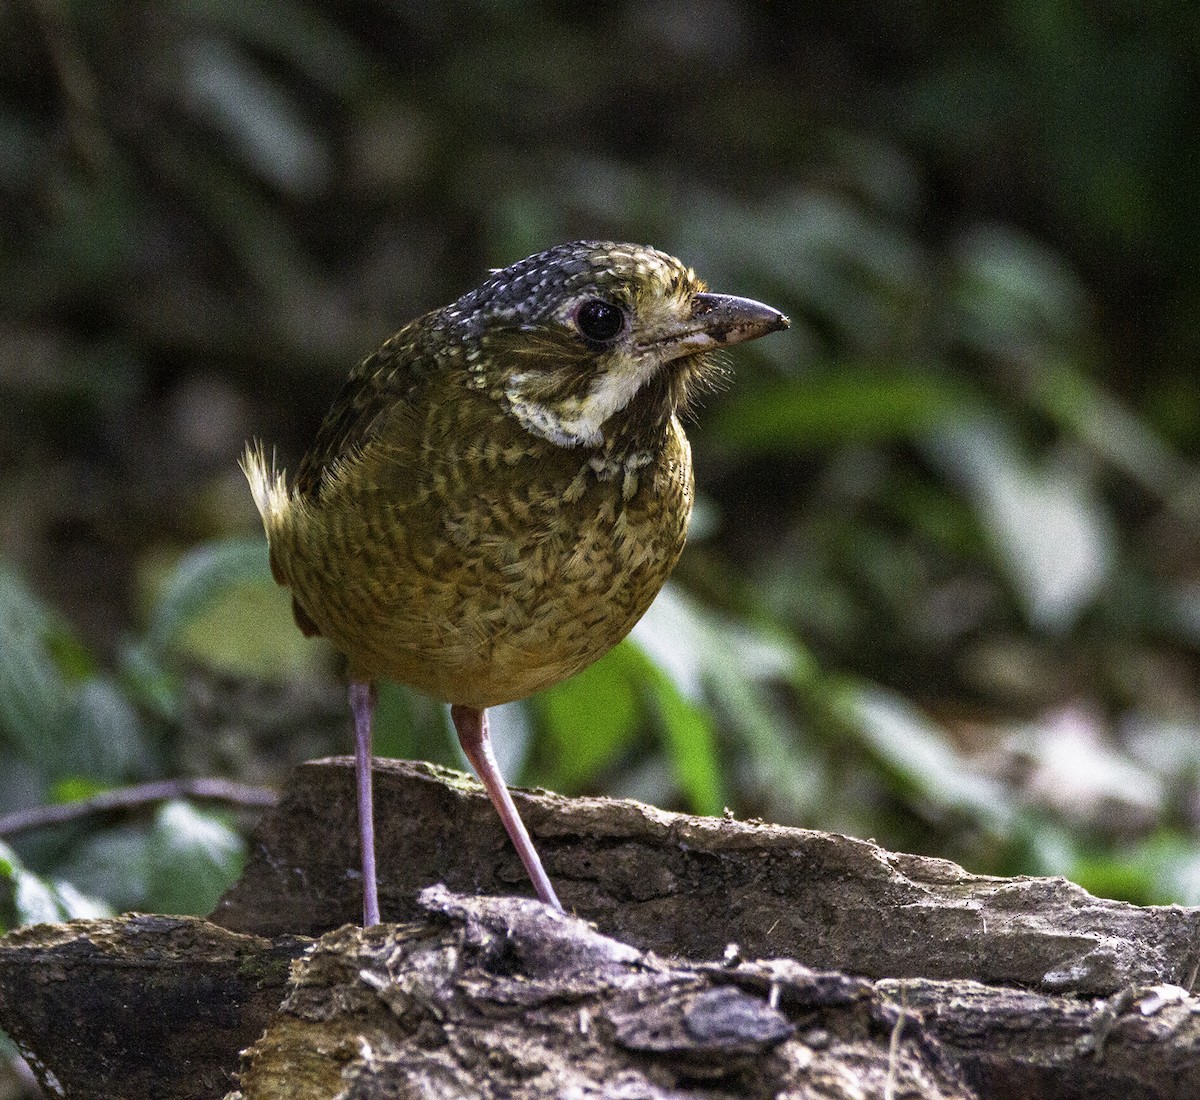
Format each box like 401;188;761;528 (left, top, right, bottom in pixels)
438;241;701;336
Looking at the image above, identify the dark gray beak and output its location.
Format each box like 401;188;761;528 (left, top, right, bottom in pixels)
653;292;789;361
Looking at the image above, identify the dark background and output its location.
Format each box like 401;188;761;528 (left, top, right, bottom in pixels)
1;8;1199;1068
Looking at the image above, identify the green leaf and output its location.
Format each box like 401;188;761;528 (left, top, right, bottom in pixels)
49;775;109;804
710;371;968;452
372;682;460;767
0;839;111;932
49;825;154;913
145;801;245;915
536;647;642;791
0;563;93;772
950;225;1088;357
175;580;318;678
925;416;1113;632
634;647;724;817
53;804;244;917
7;861;63;928
67;676;150;782
683;189;926;347
624;590;729;816
532;585;730;815
538;582;799;813
1135;832;1200;907
172;0;374;95
140;537;313;680
843;686;1017;836
144;538;274;651
631;586;818;820
1069;852;1157;905
44;629;98;684
119;639;186;722
178;36;333;195
1031;358;1194;521
1032;831;1200;907
48;879;112;920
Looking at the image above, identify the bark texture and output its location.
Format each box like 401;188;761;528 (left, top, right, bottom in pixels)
0;915;306;1100
215;758;1200;996
0;758;1196;1099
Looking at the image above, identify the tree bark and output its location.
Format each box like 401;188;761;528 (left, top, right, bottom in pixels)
0;757;1197;1099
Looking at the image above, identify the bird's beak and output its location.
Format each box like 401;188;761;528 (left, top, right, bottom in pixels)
651;293;790;361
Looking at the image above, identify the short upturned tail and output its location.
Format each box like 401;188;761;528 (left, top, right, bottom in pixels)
240;442;320;634
240;441;291;540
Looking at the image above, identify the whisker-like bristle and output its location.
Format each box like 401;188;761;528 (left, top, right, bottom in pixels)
676;351;732;423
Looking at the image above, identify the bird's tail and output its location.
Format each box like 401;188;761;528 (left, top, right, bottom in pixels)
240;441;291;539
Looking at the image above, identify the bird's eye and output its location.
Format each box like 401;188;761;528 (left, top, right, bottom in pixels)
574;298;626;343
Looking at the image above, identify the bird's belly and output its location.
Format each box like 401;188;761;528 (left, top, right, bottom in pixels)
282;459;691;707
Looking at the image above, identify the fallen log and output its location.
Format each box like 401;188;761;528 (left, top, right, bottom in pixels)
0;758;1196;1099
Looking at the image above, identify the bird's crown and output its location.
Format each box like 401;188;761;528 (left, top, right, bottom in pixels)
444;241;702;336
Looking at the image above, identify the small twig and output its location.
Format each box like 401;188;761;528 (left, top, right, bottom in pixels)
0;778;278;837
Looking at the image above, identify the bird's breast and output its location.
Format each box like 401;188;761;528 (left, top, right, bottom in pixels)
274;413;694;707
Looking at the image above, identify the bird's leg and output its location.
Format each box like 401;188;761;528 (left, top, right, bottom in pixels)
450;704;563;912
349;680;381;927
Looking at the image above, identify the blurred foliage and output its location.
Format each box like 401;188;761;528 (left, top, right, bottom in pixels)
0;554;250;933
1;3;1199;1049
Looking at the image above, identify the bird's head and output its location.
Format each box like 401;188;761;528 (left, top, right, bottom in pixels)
439;241;788;452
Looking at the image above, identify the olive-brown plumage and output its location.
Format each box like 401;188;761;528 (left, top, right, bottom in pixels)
244;241;788;922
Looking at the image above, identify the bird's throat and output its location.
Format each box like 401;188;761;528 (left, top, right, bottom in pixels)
505;359;654;448
505;353;701;456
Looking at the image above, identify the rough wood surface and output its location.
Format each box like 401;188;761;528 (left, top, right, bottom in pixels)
3;890;1198;1100
214;757;1200;996
0;915;307;1100
1;758;1198;1099
228;887;973;1100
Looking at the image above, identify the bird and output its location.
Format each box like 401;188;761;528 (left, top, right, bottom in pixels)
242;240;788;925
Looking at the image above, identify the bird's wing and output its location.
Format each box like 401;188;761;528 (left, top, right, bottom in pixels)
292;321;438;500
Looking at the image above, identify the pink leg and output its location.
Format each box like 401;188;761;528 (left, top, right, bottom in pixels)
349;681;380;927
450;704;563;911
